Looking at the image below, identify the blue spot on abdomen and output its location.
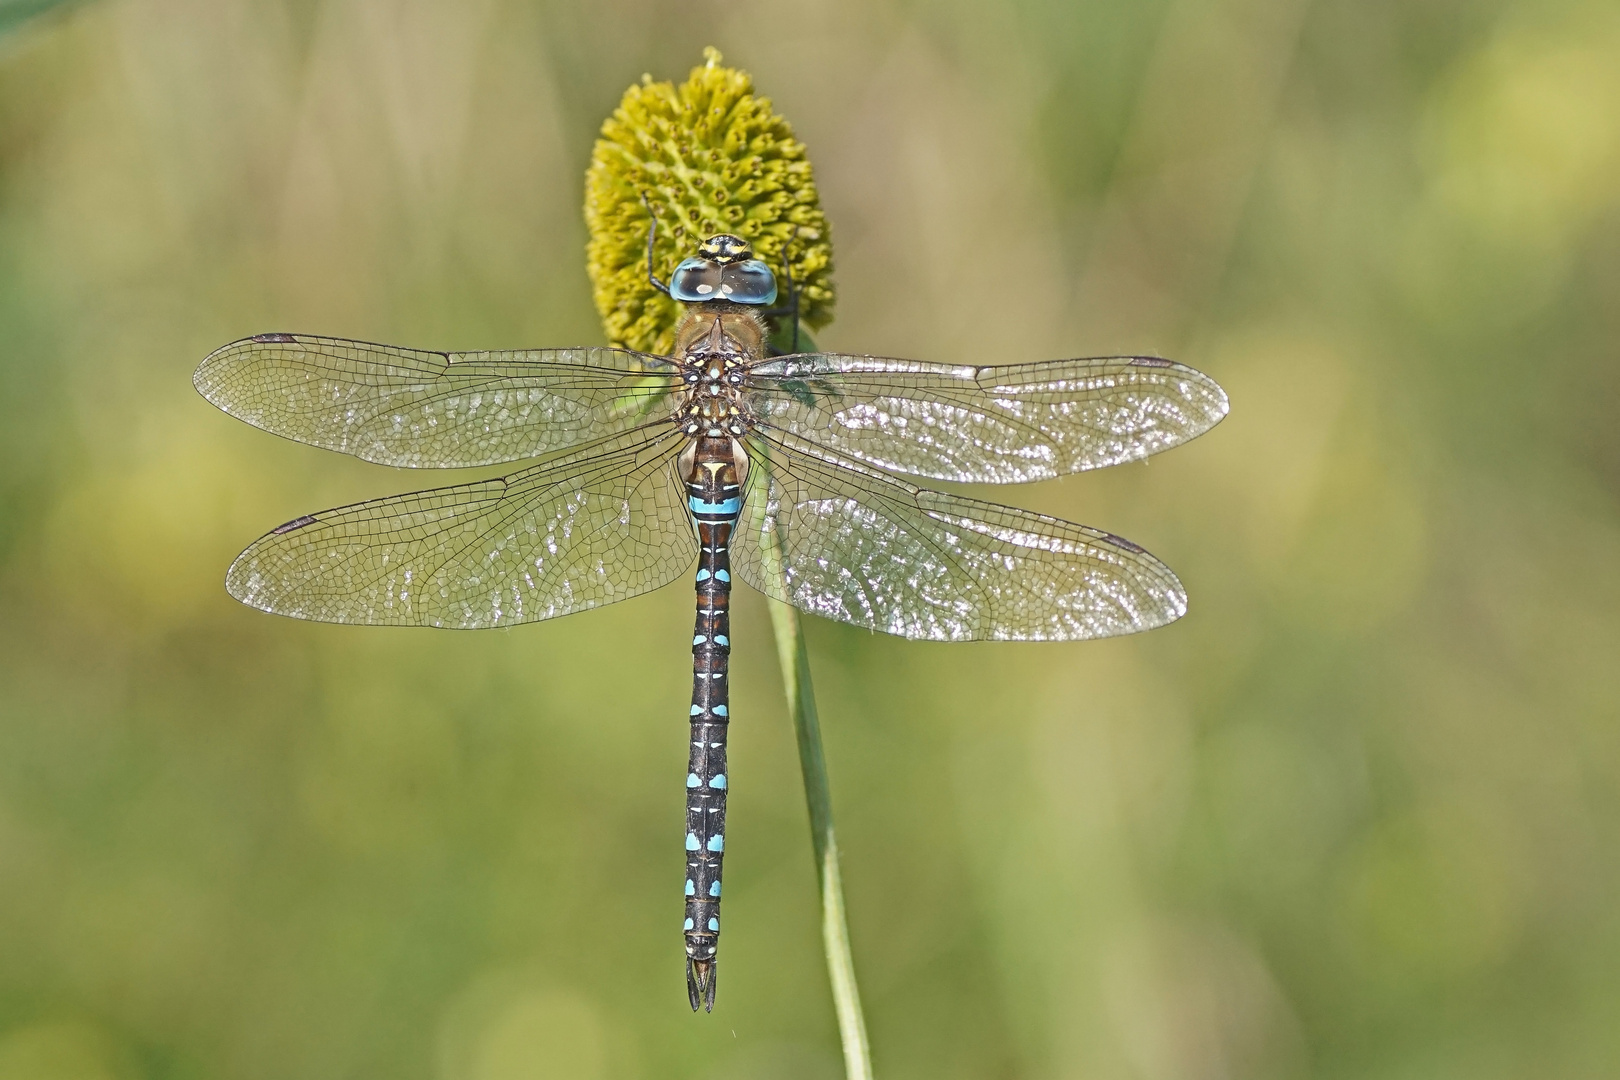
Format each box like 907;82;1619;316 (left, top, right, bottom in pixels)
689;496;742;517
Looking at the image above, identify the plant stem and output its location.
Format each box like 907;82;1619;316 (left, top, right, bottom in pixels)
767;597;874;1080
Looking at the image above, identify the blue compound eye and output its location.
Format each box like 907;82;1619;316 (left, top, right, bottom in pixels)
670;257;778;305
670;257;723;302
721;260;778;305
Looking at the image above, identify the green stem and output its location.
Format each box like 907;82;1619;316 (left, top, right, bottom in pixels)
767;597;874;1080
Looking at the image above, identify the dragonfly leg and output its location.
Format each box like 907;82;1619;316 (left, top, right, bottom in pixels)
785;249;800;353
641;191;672;297
761;244;802;356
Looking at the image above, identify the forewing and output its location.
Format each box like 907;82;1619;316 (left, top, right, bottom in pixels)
226;428;693;627
731;432;1187;641
746;353;1228;483
195;333;680;467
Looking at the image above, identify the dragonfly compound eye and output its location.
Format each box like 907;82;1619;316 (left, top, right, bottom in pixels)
671;257;723;301
670;246;777;307
719;260;777;305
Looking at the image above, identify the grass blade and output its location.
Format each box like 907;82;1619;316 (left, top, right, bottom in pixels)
764;572;874;1078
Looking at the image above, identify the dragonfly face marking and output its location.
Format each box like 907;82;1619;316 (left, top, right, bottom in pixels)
195;228;1229;1015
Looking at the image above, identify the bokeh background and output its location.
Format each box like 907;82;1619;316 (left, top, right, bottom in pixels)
0;0;1617;1077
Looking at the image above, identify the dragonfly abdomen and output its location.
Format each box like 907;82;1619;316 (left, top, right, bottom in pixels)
683;435;742;1012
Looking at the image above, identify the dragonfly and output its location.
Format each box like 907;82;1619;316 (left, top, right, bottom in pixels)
194;231;1228;1011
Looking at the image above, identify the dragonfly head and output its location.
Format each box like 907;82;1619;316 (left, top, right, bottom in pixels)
670;234;779;306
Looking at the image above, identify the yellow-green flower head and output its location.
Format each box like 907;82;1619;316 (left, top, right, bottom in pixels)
585;47;835;355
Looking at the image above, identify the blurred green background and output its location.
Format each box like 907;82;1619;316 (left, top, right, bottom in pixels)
1;0;1617;1077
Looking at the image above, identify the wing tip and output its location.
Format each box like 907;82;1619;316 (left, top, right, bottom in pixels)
1113;537;1189;635
194;332;296;401
1207;380;1232;425
1127;354;1231;427
1153;586;1190;631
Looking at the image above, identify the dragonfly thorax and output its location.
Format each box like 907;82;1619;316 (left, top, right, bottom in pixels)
674;308;765;358
672;311;761;439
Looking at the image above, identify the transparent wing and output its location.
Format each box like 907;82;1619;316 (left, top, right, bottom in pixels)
195;333;680;467
745;353;1228;483
731;431;1187;642
225;427;693;627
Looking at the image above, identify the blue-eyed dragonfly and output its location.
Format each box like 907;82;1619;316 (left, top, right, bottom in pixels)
194;233;1228;1011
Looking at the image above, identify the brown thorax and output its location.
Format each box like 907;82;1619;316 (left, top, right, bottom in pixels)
672;310;763;441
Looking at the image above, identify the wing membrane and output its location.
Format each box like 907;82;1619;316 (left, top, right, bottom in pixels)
731;431;1187;641
195;333;680;467
746;353;1228;483
226;427;693;627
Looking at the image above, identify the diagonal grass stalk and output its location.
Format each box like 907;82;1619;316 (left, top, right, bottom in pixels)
768;597;874;1080
754;457;873;1079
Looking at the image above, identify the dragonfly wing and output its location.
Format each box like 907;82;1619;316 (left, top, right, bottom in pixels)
195;333;680;467
225;427;694;627
746;353;1228;483
732;431;1187;641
